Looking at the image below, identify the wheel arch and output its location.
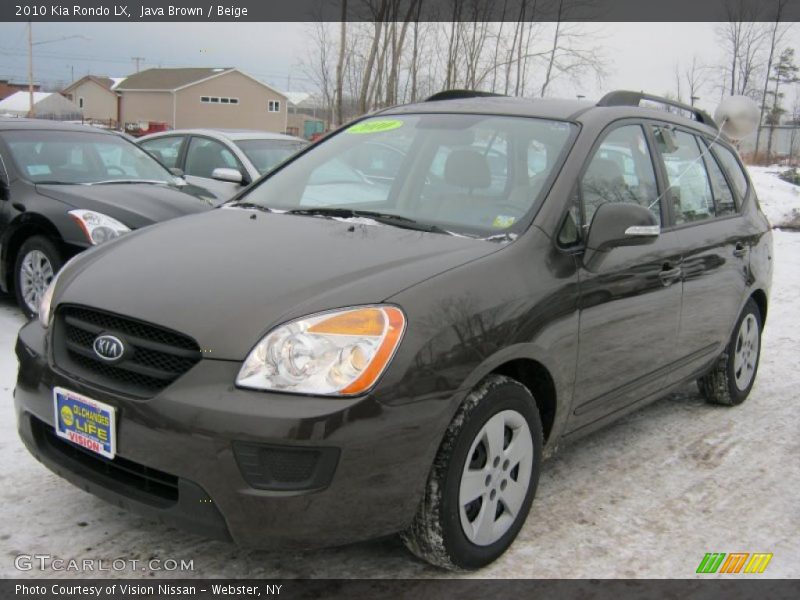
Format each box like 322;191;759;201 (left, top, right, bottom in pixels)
1;214;63;293
750;288;768;326
491;358;557;442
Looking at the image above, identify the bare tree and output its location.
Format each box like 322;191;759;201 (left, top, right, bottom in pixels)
754;0;793;161
334;3;348;127
716;1;767;97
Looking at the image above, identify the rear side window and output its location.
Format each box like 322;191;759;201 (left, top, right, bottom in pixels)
654;127;715;224
140;136;183;169
702;147;737;217
713;144;749;200
580;124;660;226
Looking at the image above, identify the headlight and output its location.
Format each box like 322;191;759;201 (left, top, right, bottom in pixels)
38;254;80;328
68;209;131;245
236;305;406;396
38;270;61;328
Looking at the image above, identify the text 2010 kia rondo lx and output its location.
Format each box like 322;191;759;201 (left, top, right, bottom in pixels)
15;91;772;569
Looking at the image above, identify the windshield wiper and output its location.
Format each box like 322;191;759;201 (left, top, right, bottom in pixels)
226;202;276;213
34;180;77;185
85;179;168;186
286;207;451;235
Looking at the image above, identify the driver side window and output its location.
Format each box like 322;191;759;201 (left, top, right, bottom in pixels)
580;125;660;228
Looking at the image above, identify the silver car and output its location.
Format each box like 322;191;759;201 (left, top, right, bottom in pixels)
138;129;307;202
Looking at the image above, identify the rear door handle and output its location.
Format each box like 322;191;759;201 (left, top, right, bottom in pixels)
659;265;682;286
733;242;747;257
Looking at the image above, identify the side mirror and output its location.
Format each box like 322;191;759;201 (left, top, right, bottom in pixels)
584;202;659;267
211;167;244;184
169;167;185;177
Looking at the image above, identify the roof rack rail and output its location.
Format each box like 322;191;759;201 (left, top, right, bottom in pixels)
425;89;506;102
596;90;717;128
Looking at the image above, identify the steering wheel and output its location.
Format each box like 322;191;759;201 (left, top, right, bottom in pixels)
105;166;126;176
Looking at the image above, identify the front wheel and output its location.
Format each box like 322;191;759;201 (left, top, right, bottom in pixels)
698;298;762;406
401;375;543;570
14;236;63;319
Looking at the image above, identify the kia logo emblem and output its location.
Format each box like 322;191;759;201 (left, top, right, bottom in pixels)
93;334;126;362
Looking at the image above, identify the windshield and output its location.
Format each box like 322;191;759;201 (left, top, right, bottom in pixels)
2;129;176;185
233;114;576;237
235;139;307;175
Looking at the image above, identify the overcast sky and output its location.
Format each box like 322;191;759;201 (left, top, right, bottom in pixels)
0;21;797;114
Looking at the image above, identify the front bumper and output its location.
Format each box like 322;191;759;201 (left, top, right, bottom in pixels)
15;320;454;549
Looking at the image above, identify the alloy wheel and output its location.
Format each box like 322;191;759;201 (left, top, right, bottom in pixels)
458;409;533;546
733;313;759;391
19;249;54;316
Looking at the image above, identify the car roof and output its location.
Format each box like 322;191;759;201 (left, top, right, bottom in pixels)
378;95;721;138
0;117;118;134
139;128;306;143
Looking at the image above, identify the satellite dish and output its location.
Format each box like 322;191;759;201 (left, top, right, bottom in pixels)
714;95;760;139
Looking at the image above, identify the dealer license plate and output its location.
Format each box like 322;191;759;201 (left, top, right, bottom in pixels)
53;387;116;459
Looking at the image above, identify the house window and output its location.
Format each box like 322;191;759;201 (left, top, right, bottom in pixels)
200;96;239;105
78;97;84;109
268;100;281;113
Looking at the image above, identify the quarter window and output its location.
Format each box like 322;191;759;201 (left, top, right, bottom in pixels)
654;127;715;224
702;144;737;217
580;124;660;226
713;144;749;200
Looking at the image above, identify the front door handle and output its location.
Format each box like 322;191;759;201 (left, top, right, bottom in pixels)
659;265;682;286
733;242;747;257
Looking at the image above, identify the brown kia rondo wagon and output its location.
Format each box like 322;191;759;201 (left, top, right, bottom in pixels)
15;90;772;569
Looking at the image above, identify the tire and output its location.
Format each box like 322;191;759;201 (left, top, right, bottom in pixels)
14;235;63;319
401;374;543;570
698;298;762;407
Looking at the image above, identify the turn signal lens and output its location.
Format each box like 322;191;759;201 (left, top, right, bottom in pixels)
236;305;406;396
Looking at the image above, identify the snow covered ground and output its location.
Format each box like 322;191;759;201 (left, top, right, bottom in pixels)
749;165;800;230
0;168;798;579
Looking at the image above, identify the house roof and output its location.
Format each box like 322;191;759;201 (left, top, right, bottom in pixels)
62;75;121;94
114;67;287;99
115;67;235;91
0;91;53;112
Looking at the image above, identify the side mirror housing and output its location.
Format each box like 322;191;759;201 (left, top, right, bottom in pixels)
584;202;659;266
211;167;244;184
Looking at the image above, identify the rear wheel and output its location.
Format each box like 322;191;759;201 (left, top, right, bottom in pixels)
14;236;63;319
401;375;543;570
698;299;762;406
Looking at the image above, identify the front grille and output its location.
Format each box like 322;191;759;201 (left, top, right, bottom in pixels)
52;305;202;398
35;418;179;506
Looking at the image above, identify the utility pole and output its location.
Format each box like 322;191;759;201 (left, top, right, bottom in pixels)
132;57;145;72
27;22;34;117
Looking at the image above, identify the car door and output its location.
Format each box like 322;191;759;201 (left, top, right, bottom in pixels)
183;136;247;202
651;126;751;384
566;122;684;433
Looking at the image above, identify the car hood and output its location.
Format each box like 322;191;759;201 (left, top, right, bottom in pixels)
36;183;212;228
56;208;504;360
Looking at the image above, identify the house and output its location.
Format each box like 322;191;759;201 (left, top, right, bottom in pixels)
115;67;288;133
0;91;82;120
285;92;326;139
0;80;40;101
62;75;124;125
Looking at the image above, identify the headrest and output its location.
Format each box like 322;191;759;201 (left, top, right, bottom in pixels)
38;143;71;166
444;149;491;189
585;157;624;183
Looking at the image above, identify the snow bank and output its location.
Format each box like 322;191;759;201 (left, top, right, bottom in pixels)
747;165;800;230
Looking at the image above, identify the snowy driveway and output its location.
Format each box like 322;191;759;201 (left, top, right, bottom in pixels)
1;186;799;579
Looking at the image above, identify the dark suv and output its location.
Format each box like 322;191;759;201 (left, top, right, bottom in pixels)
14;91;772;570
0;118;212;316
